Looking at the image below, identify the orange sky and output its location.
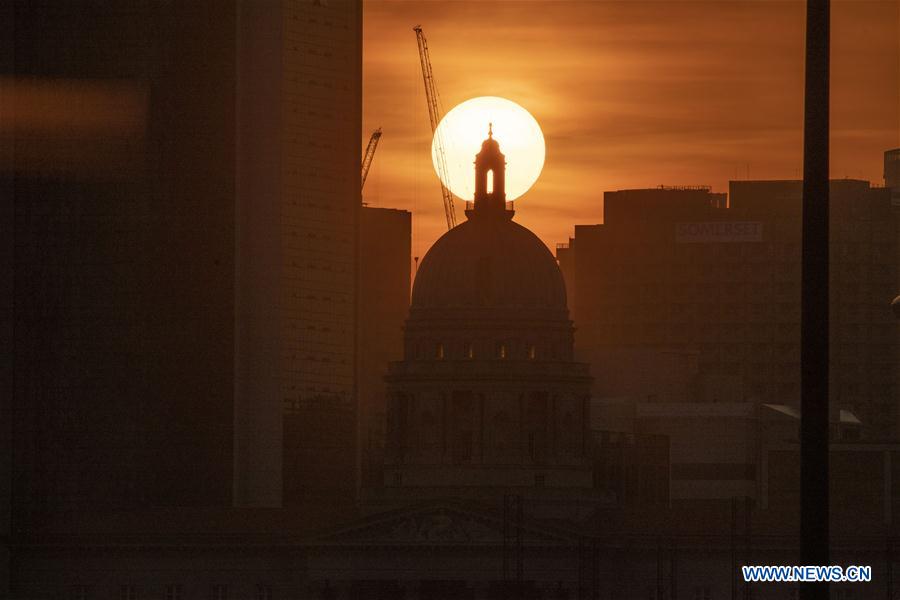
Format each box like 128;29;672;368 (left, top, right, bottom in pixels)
362;0;900;260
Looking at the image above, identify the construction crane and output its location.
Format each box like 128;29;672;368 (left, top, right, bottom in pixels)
413;25;457;230
360;127;382;190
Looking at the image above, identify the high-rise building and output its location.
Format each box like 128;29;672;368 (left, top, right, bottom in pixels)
277;0;362;505
359;206;411;488
556;186;729;404
887;149;900;437
885;148;900;196
558;171;898;438
5;0;362;535
7;2;241;525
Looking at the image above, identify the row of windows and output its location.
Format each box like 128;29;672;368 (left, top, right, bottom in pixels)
429;341;538;361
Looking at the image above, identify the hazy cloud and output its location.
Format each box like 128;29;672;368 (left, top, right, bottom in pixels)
363;0;899;257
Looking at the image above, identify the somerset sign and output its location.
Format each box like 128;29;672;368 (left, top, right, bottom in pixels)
676;221;763;243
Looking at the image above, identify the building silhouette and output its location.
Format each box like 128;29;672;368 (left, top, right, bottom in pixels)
6;4;900;596
359;206;412;489
5;0;363;541
274;0;362;506
379;131;594;512
558;167;898;439
885;148;900;198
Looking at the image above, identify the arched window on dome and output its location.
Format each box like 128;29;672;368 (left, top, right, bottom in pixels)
486;169;494;194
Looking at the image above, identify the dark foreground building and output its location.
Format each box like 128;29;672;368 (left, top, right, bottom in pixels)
4;2;363;592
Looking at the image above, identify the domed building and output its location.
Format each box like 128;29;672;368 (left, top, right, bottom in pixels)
383;129;593;501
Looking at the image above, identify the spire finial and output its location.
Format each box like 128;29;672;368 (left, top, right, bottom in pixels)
488;122;493;138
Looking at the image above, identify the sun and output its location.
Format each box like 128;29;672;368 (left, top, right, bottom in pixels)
431;96;545;202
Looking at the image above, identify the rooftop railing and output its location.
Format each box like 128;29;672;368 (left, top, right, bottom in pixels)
463;200;515;213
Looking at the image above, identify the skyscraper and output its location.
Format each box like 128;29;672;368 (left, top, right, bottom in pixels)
267;0;363;506
5;0;363;535
359;206;412;489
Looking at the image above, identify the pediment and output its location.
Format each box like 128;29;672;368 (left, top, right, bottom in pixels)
312;501;575;546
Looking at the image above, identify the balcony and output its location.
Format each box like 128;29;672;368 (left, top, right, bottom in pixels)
463;200;515;218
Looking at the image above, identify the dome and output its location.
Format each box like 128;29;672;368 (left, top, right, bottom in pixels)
411;216;568;312
480;136;500;152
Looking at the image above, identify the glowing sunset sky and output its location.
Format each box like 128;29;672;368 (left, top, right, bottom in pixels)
361;1;899;261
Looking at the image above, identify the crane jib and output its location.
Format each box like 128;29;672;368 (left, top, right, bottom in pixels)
414;25;457;229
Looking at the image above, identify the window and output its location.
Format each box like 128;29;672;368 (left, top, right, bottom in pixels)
692;586;711;600
119;586;136;600
435;342;444;360
256;584;273;600
534;474;545;487
528;345;536;360
211;584;228;600
165;585;183;600
466;343;474;359
497;343;507;359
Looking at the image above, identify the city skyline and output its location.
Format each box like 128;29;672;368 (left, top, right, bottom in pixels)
5;1;900;597
362;0;899;259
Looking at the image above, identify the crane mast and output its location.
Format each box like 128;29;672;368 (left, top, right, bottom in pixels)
413;25;457;229
360;127;382;190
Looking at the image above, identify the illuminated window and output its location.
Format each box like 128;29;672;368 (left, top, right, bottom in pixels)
466;343;474;359
487;169;494;194
497;343;507;359
528;345;536;360
436;343;444;360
